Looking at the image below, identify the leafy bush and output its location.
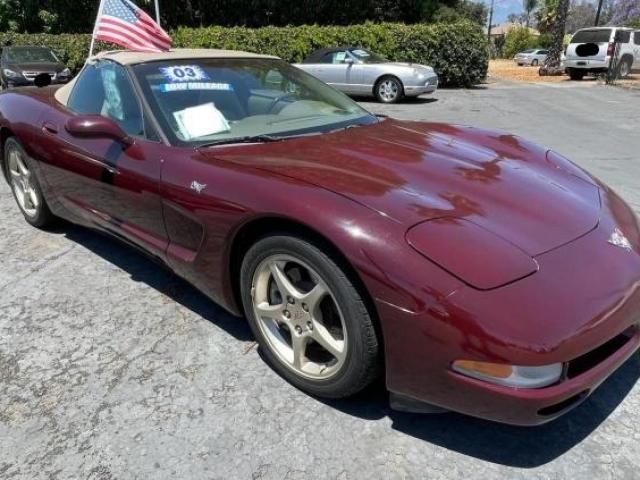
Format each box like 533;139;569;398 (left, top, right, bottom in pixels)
0;22;488;87
503;26;538;58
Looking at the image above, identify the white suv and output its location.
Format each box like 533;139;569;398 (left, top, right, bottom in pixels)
564;27;640;80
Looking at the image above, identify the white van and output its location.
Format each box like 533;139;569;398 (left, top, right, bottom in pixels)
564;27;640;80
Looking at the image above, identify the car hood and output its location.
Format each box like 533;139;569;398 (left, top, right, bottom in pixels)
203;119;600;256
6;62;65;72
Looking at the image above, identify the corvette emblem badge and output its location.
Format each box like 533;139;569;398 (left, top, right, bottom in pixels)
608;228;632;252
190;181;207;194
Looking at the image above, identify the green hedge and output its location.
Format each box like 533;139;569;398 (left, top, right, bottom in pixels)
0;22;488;87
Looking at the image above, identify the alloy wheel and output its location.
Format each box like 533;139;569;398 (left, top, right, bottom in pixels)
619;61;630;78
251;254;347;380
7;148;39;218
378;79;399;102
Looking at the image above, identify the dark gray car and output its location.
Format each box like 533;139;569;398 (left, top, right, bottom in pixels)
1;46;71;89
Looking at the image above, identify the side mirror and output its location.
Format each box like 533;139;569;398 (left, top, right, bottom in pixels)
34;73;52;88
65;115;133;147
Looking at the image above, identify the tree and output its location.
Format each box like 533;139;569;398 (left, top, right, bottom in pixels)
504;25;537;57
610;0;640;26
566;0;596;33
507;12;529;24
544;0;570;69
523;0;539;27
0;0;491;33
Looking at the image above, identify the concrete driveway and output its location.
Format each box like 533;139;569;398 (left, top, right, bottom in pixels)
1;80;640;479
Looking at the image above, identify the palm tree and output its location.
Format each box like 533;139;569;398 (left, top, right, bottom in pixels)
523;0;539;27
544;0;570;70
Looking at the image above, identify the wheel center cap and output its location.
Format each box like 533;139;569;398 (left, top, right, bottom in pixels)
290;307;308;325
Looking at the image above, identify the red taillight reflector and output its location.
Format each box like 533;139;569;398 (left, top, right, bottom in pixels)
607;42;615;56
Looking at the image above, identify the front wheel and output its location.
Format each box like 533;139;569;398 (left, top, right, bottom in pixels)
5;137;56;227
375;76;403;103
240;235;380;398
531;59;539;66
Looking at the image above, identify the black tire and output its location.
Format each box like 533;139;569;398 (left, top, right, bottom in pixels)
568;69;585;81
240;234;381;398
374;75;403;103
4;137;56;228
617;57;632;79
531;59;539;66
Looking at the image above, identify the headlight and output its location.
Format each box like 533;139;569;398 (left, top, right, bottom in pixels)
3;69;19;78
59;68;71;77
452;360;564;388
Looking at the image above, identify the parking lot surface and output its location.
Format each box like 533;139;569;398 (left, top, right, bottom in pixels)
1;80;640;479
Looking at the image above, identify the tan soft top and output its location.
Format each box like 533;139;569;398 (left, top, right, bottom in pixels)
55;48;279;105
92;48;278;65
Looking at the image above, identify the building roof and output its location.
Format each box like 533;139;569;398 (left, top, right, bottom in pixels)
487;23;540;37
91;48;278;66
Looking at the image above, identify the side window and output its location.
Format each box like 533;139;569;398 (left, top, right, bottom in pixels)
617;31;631;43
634;32;640;45
68;61;144;137
539;50;548;55
321;51;347;64
68;63;104;114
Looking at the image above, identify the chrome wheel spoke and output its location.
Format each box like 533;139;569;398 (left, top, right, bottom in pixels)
14;153;29;177
311;320;345;361
291;334;308;369
255;301;283;323
300;283;327;313
269;260;303;299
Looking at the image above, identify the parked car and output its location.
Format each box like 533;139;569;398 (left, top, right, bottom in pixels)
1;45;71;89
564;27;640;80
513;49;548;66
2;49;640;426
295;46;438;103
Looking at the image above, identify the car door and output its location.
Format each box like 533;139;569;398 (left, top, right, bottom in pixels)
634;32;640;66
37;60;169;259
310;51;350;91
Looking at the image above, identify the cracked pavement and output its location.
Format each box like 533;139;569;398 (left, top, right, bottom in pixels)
1;80;640;479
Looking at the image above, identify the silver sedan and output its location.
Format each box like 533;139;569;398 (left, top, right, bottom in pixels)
514;49;549;66
294;47;438;103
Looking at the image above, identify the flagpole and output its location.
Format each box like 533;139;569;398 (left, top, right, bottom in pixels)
154;0;160;25
88;0;106;58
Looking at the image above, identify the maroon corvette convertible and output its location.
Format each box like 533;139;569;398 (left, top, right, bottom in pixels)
1;49;639;425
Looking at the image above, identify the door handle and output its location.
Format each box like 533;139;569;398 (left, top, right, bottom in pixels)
42;122;58;134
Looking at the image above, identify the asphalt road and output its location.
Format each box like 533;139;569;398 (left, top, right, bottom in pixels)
2;80;640;480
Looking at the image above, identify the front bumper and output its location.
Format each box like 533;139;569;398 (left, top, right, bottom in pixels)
379;187;640;426
404;76;438;96
514;57;533;65
3;76;70;88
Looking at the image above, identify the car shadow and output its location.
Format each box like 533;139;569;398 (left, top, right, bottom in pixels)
323;352;640;468
56;223;252;342
49;223;640;468
352;95;438;105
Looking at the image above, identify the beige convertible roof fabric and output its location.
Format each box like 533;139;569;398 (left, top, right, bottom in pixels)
54;48;279;105
94;48;278;65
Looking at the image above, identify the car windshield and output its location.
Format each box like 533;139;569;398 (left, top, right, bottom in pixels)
571;29;612;43
133;58;377;146
349;48;388;64
5;47;59;63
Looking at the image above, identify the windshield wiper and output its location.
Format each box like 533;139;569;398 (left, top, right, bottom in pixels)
198;134;284;148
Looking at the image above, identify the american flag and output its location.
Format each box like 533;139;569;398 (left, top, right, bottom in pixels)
94;0;172;52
